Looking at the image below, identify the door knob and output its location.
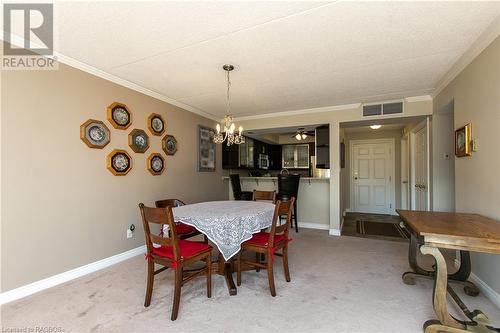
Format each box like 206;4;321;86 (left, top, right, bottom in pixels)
354;177;358;180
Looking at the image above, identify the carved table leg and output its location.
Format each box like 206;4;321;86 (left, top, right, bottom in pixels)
420;246;497;333
402;234;479;296
218;254;237;296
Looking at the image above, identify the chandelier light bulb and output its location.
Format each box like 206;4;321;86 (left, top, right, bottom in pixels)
238;126;243;135
216;123;221;134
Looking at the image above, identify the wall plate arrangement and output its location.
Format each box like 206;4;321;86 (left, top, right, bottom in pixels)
80;119;110;149
107;102;132;130
162;134;178;155
455;123;472;157
147;153;165;175
107;149;132;176
128;129;149;153
147;113;165;136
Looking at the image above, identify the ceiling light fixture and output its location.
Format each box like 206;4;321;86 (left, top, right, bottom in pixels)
295;133;302;141
293;127;314;141
213;64;244;146
370;125;382;130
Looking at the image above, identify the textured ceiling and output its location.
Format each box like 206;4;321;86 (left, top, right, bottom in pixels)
53;1;500;118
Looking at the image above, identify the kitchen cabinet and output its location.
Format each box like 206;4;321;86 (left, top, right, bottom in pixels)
268;145;282;170
222;142;239;169
315;125;329;169
282;144;310;169
239;138;254;168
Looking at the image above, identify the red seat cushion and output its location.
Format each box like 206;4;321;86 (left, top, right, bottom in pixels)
152;240;211;259
175;223;198;235
244;232;286;247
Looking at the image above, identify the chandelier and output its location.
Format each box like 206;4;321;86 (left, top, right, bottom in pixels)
213;64;245;146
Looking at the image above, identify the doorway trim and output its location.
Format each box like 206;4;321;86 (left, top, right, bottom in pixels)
409;118;431;210
349;138;396;215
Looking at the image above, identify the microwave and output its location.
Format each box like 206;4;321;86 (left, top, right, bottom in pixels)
258;154;269;169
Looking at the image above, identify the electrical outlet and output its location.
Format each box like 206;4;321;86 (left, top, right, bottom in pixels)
127;229;133;239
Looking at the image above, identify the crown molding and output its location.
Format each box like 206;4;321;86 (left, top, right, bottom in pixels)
234;103;362;121
404;95;432;102
1;31;219;122
432;16;500;98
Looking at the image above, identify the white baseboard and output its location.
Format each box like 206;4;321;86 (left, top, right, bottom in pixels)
0;245;146;305
454;259;500;309
329;228;341;236
298;222;330;230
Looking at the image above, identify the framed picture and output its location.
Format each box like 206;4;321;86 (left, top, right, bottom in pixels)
198;125;216;172
162;134;178;155
80;119;110;149
107;102;132;130
147;153;165;175
107;149;132;176
128;129;149;153
455;123;471;157
147;113;165;136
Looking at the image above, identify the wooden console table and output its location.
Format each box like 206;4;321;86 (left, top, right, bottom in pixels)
397;210;500;333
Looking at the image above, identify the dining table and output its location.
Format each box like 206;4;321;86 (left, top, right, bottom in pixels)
172;200;275;295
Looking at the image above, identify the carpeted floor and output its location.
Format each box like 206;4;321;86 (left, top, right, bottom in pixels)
2;229;499;333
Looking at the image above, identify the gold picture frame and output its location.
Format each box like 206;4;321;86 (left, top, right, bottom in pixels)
147;153;165;175
128;129;150;153
147;113;165;136
107;102;132;130
162;134;178;156
107;149;132;176
455;123;471;157
80;119;110;149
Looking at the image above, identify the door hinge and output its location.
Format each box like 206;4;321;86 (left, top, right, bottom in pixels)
390;203;392;209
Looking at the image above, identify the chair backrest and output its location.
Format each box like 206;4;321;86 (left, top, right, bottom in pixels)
268;198;295;247
229;174;243;197
278;174;301;197
139;203;180;261
253;190;276;203
155;198;186;208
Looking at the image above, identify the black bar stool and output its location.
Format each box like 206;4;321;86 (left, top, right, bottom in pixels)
277;174;300;232
230;174;253;201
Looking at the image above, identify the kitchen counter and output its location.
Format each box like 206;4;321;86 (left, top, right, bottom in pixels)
223;175;330;230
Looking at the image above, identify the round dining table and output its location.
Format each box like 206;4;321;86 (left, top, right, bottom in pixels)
173;200;275;295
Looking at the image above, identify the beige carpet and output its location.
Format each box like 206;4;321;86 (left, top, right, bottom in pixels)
2;229;499;333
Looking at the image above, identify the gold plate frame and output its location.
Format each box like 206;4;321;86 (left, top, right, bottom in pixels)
80;119;110;149
107;102;132;130
455;123;471;157
128;129;150;153
162;134;178;156
147;113;165;136
147;153;165;175
107;149;133;176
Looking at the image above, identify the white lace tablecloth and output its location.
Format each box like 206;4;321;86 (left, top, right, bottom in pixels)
173;201;275;260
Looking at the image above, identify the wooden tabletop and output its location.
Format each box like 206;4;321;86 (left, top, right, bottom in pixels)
396;210;500;254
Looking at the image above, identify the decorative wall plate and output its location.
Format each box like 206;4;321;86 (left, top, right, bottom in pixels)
147;153;165;175
80;119;110;149
107;149;132;176
162;135;178;155
107;102;132;130
128;129;149;153
147;113;165;136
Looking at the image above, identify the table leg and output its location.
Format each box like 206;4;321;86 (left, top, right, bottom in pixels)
217;254;237;296
402;234;479;297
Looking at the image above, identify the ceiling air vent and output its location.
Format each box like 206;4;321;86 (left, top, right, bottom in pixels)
363;101;403;116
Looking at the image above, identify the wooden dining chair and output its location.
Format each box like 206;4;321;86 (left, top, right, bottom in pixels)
236;197;295;296
252;190;276;203
155;199;207;242
139;203;212;321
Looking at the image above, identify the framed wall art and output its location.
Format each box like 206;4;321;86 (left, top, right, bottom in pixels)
128;129;150;153
162;134;178;156
107;102;132;130
80;119;110;149
147;153;165;175
198;125;216;172
147;113;165;136
455;123;471;157
107;149;132;176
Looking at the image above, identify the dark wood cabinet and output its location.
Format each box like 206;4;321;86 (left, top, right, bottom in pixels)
268;145;282;170
222;143;239;169
315;125;330;169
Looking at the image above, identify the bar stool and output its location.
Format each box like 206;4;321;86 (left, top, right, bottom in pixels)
229;174;253;201
277;174;300;232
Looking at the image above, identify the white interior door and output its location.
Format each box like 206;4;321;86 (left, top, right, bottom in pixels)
411;121;429;210
351;140;394;214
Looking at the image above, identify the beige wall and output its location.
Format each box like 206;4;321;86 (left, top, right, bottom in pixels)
433;36;500;294
1;64;227;292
